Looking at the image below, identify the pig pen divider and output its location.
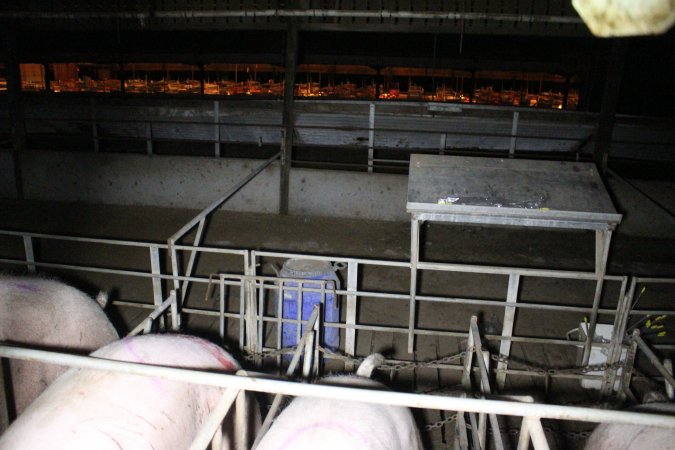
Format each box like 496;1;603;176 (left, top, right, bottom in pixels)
3;229;675;394
2;342;675;450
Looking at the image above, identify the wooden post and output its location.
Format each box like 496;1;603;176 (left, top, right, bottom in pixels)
279;21;298;215
594;40;626;174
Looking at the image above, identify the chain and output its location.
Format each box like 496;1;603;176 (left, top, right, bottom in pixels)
490;353;623;376
481;426;593;441
244;347;296;361
424;414;458;431
379;351;467;372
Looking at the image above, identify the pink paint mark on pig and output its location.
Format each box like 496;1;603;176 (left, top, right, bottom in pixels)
177;335;238;371
277;420;379;450
120;337;166;391
121;337;146;363
11;282;41;292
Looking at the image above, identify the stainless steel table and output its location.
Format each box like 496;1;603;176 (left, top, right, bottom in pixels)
406;154;622;367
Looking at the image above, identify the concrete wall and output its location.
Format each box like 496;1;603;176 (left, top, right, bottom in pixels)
6;149;409;221
0;152;18;199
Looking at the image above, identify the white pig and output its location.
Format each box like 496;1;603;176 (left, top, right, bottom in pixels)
256;354;423;450
0;274;118;416
0;334;255;449
584;402;675;450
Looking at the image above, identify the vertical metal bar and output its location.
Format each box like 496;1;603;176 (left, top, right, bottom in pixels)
318;281;325;369
258;280;265;355
246;279;258;354
525;417;551;450
149;246;164;329
279;21;298;215
220;275;226;341
235;390;248;450
582;229;612;365
211;426;222;450
471;318;505;450
296;282;304;346
455;411;470;450
0;357;9;434
214;100;221;157
168;241;181;329
169;290;179;331
245;249;257;354
516;418;531;450
497;273;520;390
601;276;630;396
252;307;320;450
408;217;421;353
179;218;206;303
594;40;625;173
22;235;36;273
143;318;153;334
239;278;246;350
439;133;447;155
666;359;675;400
367;103;375;172
146;122;153;155
462;323;475;389
618;329;639;403
509;111;519;157
90;97;99;152
461;322;482;449
189;387;239;450
277;281;284;350
313;300;321;378
345;261;358;370
302;331;315;380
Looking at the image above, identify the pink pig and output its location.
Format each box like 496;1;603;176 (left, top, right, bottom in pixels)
0;334;256;449
0;275;118;416
256;354;423;450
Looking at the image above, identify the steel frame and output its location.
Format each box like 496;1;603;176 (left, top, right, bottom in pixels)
2;229;675;447
2;229;670;382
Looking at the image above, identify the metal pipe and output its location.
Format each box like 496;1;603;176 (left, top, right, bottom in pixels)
0;230;167;248
188;386;240;450
3;344;674;428
127;294;176;336
169;152;280;243
0;9;583;24
525;417;551;450
634;335;675;390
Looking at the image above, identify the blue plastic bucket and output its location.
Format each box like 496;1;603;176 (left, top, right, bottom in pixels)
278;259;340;352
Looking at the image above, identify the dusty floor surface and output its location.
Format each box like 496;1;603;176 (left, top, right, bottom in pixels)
0;176;673;449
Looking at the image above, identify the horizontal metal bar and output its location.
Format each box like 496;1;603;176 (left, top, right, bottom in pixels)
4;344;674;429
111;301;156;309
0;258;224;284
171;245;248;256
417;260;623;281
631;309;675;316
634;277;675;284
0;229;166;249
0;9;584;24
252;250;411;268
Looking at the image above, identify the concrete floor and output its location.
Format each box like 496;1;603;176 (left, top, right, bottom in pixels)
0;174;673;449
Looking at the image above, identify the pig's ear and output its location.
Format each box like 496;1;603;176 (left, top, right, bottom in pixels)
96;291;110;309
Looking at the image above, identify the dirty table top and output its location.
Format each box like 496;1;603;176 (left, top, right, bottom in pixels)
407;154;622;230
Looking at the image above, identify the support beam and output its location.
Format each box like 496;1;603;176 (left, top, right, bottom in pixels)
2;29;25;200
279;21;298;215
594;40;626;174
